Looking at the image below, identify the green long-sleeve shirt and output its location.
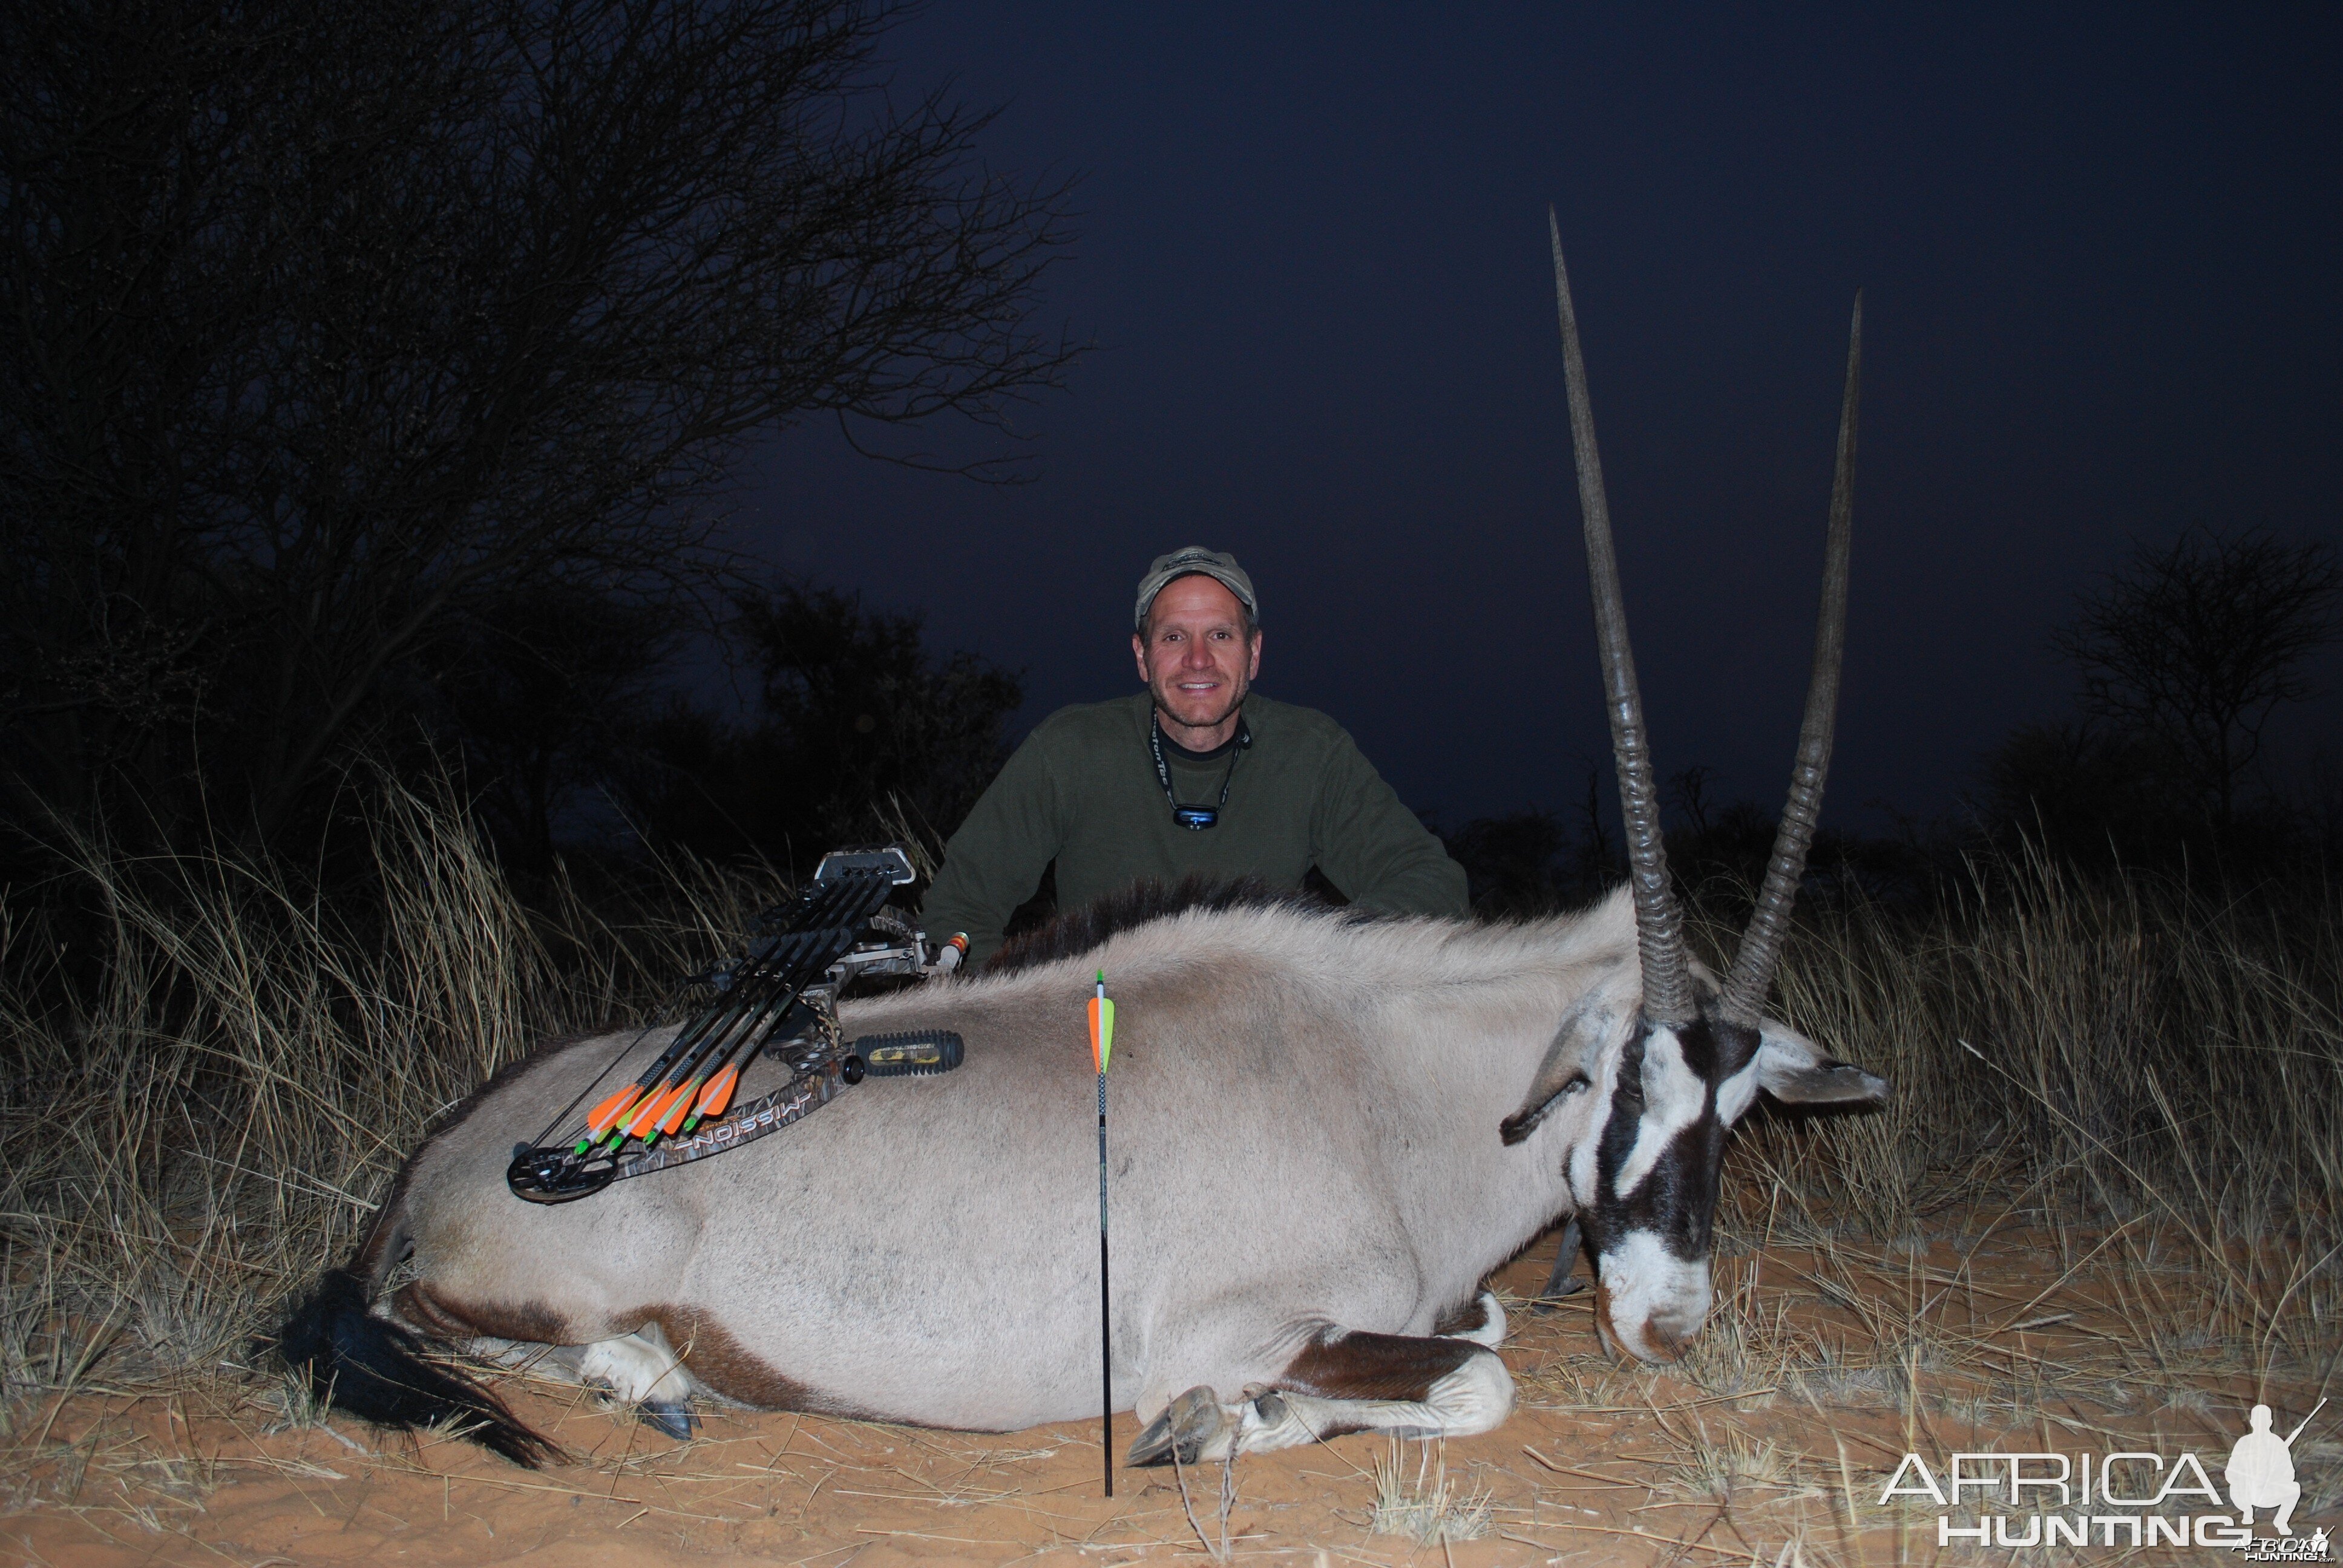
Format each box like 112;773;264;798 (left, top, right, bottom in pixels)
922;692;1467;964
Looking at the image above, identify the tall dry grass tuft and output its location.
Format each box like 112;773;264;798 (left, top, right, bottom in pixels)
0;773;784;1432
1717;848;2343;1378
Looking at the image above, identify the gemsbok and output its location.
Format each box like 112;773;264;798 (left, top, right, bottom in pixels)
280;214;1888;1466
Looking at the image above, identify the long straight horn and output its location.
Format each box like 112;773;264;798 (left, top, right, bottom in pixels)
1720;292;1863;1026
1548;208;1693;1026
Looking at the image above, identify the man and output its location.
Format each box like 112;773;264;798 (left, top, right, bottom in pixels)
922;546;1467;965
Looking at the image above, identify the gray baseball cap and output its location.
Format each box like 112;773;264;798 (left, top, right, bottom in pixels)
1133;546;1259;632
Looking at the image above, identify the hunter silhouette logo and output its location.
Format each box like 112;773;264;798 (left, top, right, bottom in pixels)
2226;1399;2321;1538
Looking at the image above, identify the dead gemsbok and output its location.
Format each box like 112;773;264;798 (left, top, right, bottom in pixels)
278;215;1887;1466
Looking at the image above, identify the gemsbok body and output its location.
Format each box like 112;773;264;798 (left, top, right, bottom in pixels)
281;217;1889;1466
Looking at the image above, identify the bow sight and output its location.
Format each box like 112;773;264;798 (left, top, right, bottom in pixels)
507;846;965;1204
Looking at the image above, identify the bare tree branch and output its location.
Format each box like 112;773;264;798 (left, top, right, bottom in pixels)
1;0;1078;845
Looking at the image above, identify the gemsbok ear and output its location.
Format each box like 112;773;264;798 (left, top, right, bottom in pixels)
1500;998;1619;1146
1754;1022;1889;1107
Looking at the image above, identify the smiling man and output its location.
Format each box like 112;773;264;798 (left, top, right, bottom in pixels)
920;546;1466;965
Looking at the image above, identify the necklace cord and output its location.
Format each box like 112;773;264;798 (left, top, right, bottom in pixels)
1149;715;1250;826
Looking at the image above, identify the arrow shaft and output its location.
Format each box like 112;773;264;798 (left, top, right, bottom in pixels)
1097;1065;1112;1498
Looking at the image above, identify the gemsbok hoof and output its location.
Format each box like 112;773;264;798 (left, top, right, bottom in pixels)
640;1400;697;1440
1126;1385;1226;1466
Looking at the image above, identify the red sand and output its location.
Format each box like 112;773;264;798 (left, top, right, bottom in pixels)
2;1238;2303;1566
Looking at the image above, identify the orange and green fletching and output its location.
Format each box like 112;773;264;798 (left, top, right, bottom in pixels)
655;1080;700;1135
622;1080;690;1141
1088;970;1115;1073
586;1085;643;1140
692;1063;740;1121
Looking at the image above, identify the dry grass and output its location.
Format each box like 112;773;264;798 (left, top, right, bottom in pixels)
1368;1437;1491;1544
1723;848;2343;1390
0;773;782;1448
0;785;2338;1557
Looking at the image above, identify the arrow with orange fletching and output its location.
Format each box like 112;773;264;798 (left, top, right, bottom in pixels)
576;948;816;1155
1090;969;1115;1497
595;970;807;1152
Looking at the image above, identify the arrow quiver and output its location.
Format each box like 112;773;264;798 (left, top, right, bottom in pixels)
506;846;963;1204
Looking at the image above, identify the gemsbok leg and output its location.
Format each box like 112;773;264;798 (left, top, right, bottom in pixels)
1127;1292;1515;1464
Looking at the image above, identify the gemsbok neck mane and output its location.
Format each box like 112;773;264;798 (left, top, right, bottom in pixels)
981;875;1371;976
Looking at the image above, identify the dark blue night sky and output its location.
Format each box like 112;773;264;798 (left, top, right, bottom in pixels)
738;3;2342;829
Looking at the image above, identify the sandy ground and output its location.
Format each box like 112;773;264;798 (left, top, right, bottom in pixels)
3;1232;2329;1567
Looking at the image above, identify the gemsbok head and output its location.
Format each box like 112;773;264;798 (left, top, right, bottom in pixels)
1501;212;1889;1362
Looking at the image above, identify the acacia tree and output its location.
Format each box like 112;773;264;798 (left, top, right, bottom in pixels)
2052;528;2342;829
0;0;1075;848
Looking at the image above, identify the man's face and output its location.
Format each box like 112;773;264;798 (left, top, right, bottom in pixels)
1131;575;1262;741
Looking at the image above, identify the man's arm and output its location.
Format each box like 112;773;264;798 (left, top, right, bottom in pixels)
1308;731;1469;917
919;729;1066;966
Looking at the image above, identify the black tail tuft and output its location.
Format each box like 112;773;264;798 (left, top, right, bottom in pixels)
275;1267;559;1468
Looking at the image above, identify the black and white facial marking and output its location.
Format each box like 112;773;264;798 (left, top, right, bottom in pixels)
1525;1002;1890;1364
1573;1012;1748;1360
